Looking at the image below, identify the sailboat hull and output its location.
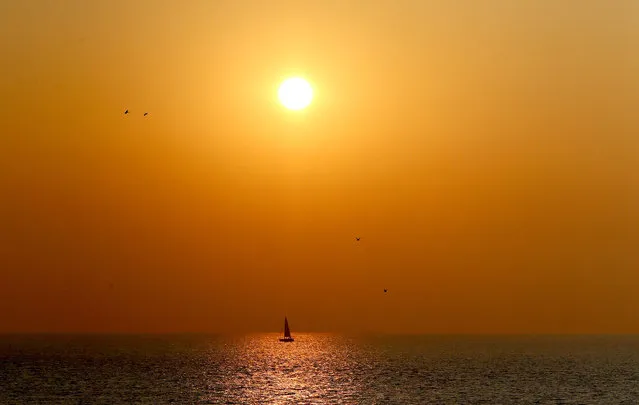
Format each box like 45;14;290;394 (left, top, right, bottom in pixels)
279;337;294;342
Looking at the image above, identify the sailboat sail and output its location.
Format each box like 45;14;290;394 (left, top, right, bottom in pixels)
284;317;291;338
279;316;294;342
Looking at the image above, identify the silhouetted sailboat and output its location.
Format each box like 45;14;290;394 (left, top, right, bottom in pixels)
279;317;294;342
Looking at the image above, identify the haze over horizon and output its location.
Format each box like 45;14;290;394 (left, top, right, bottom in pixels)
1;0;638;334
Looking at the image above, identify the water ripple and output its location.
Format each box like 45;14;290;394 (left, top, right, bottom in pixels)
1;334;639;404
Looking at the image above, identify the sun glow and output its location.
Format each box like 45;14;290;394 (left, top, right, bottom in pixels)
278;77;313;110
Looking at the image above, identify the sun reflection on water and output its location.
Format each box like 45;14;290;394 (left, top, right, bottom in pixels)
208;333;364;404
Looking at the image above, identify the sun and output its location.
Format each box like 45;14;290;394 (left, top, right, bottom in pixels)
278;77;313;110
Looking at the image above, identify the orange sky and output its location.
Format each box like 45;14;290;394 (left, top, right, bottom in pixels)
1;0;638;334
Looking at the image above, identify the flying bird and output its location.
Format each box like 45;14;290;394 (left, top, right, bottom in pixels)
356;237;360;241
124;109;128;114
384;289;388;293
144;112;148;116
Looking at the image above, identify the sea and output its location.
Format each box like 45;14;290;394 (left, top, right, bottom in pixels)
1;334;638;404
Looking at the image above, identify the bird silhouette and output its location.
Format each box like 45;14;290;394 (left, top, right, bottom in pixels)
384;289;388;293
124;109;128;114
356;237;360;241
143;112;148;116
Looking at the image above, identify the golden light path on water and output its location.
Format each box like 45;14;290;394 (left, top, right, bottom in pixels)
209;334;367;403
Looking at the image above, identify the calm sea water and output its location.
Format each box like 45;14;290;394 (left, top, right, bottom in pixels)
1;334;638;404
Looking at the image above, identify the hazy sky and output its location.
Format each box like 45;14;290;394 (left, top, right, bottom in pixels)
1;0;638;334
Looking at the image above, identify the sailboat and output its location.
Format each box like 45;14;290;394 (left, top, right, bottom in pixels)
279;317;294;342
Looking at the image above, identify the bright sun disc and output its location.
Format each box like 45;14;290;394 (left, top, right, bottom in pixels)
278;77;313;110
